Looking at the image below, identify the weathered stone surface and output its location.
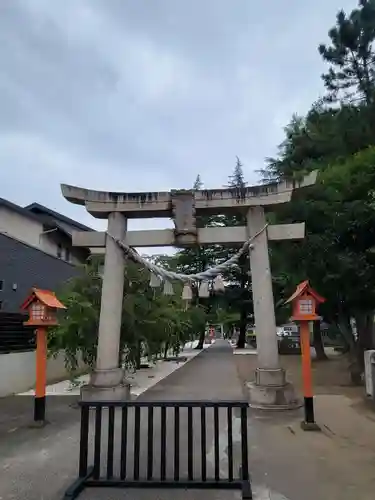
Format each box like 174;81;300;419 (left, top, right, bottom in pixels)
80;381;131;402
255;368;286;387
247;380;302;410
171;190;197;245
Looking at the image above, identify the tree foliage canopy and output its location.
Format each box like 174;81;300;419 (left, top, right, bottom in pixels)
49;257;202;373
318;0;375;103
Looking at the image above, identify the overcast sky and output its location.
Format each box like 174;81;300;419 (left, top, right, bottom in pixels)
0;0;355;237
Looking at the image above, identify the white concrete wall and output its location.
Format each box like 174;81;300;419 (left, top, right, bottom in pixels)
39;233;82;265
0;206;84;265
0;206;43;248
42;222;84;265
0;351;87;397
39;232;61;256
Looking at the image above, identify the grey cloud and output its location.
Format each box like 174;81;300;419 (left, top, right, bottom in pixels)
0;0;357;234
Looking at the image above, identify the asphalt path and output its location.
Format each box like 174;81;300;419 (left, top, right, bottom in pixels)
0;340;253;500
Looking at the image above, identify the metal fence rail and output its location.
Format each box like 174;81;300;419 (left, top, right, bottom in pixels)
64;400;252;499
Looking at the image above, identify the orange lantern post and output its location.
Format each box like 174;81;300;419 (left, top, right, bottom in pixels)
285;280;325;431
21;288;66;425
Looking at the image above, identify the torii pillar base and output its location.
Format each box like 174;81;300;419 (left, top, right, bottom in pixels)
247;368;302;410
80;367;131;402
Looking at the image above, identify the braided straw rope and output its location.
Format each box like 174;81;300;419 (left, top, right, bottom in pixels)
107;223;268;283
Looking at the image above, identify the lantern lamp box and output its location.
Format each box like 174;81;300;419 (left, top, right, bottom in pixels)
21;288;66;327
285;280;325;322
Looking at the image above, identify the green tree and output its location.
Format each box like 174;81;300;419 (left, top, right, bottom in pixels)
318;0;375;104
228;156;247;190
49;257;197;373
193;174;203;190
262;101;375;182
260;2;375;368
224;157;253;348
48;258;102;371
265;138;375;372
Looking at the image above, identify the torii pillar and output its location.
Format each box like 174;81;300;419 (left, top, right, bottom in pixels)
87;212;130;400
61;172;316;406
247;206;298;408
84;212;130;401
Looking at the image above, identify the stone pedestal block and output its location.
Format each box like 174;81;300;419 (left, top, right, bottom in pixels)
247;368;302;410
81;383;131;402
81;367;131;402
90;367;125;387
255;367;286;386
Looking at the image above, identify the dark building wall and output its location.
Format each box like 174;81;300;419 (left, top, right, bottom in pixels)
0;312;36;353
0;233;81;312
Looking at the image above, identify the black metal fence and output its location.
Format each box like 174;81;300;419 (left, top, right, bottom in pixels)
0;312;35;354
64;400;252;499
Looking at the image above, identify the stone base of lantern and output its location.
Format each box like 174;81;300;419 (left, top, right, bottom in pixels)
247;368;302;410
80;367;131;402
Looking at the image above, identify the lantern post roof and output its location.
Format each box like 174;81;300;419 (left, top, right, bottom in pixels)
20;288;66;311
284;280;325;305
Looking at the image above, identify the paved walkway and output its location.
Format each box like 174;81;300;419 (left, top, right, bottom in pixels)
0;340;242;499
3;340;373;499
0;342;204;452
234;348;375;500
0;340;294;499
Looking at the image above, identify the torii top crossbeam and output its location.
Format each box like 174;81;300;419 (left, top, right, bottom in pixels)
61;171;317;219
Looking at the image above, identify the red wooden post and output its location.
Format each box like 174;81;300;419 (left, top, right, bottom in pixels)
21;288;66;425
285;281;325;431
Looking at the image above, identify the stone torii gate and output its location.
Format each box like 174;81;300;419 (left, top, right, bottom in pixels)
61;171;316;409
